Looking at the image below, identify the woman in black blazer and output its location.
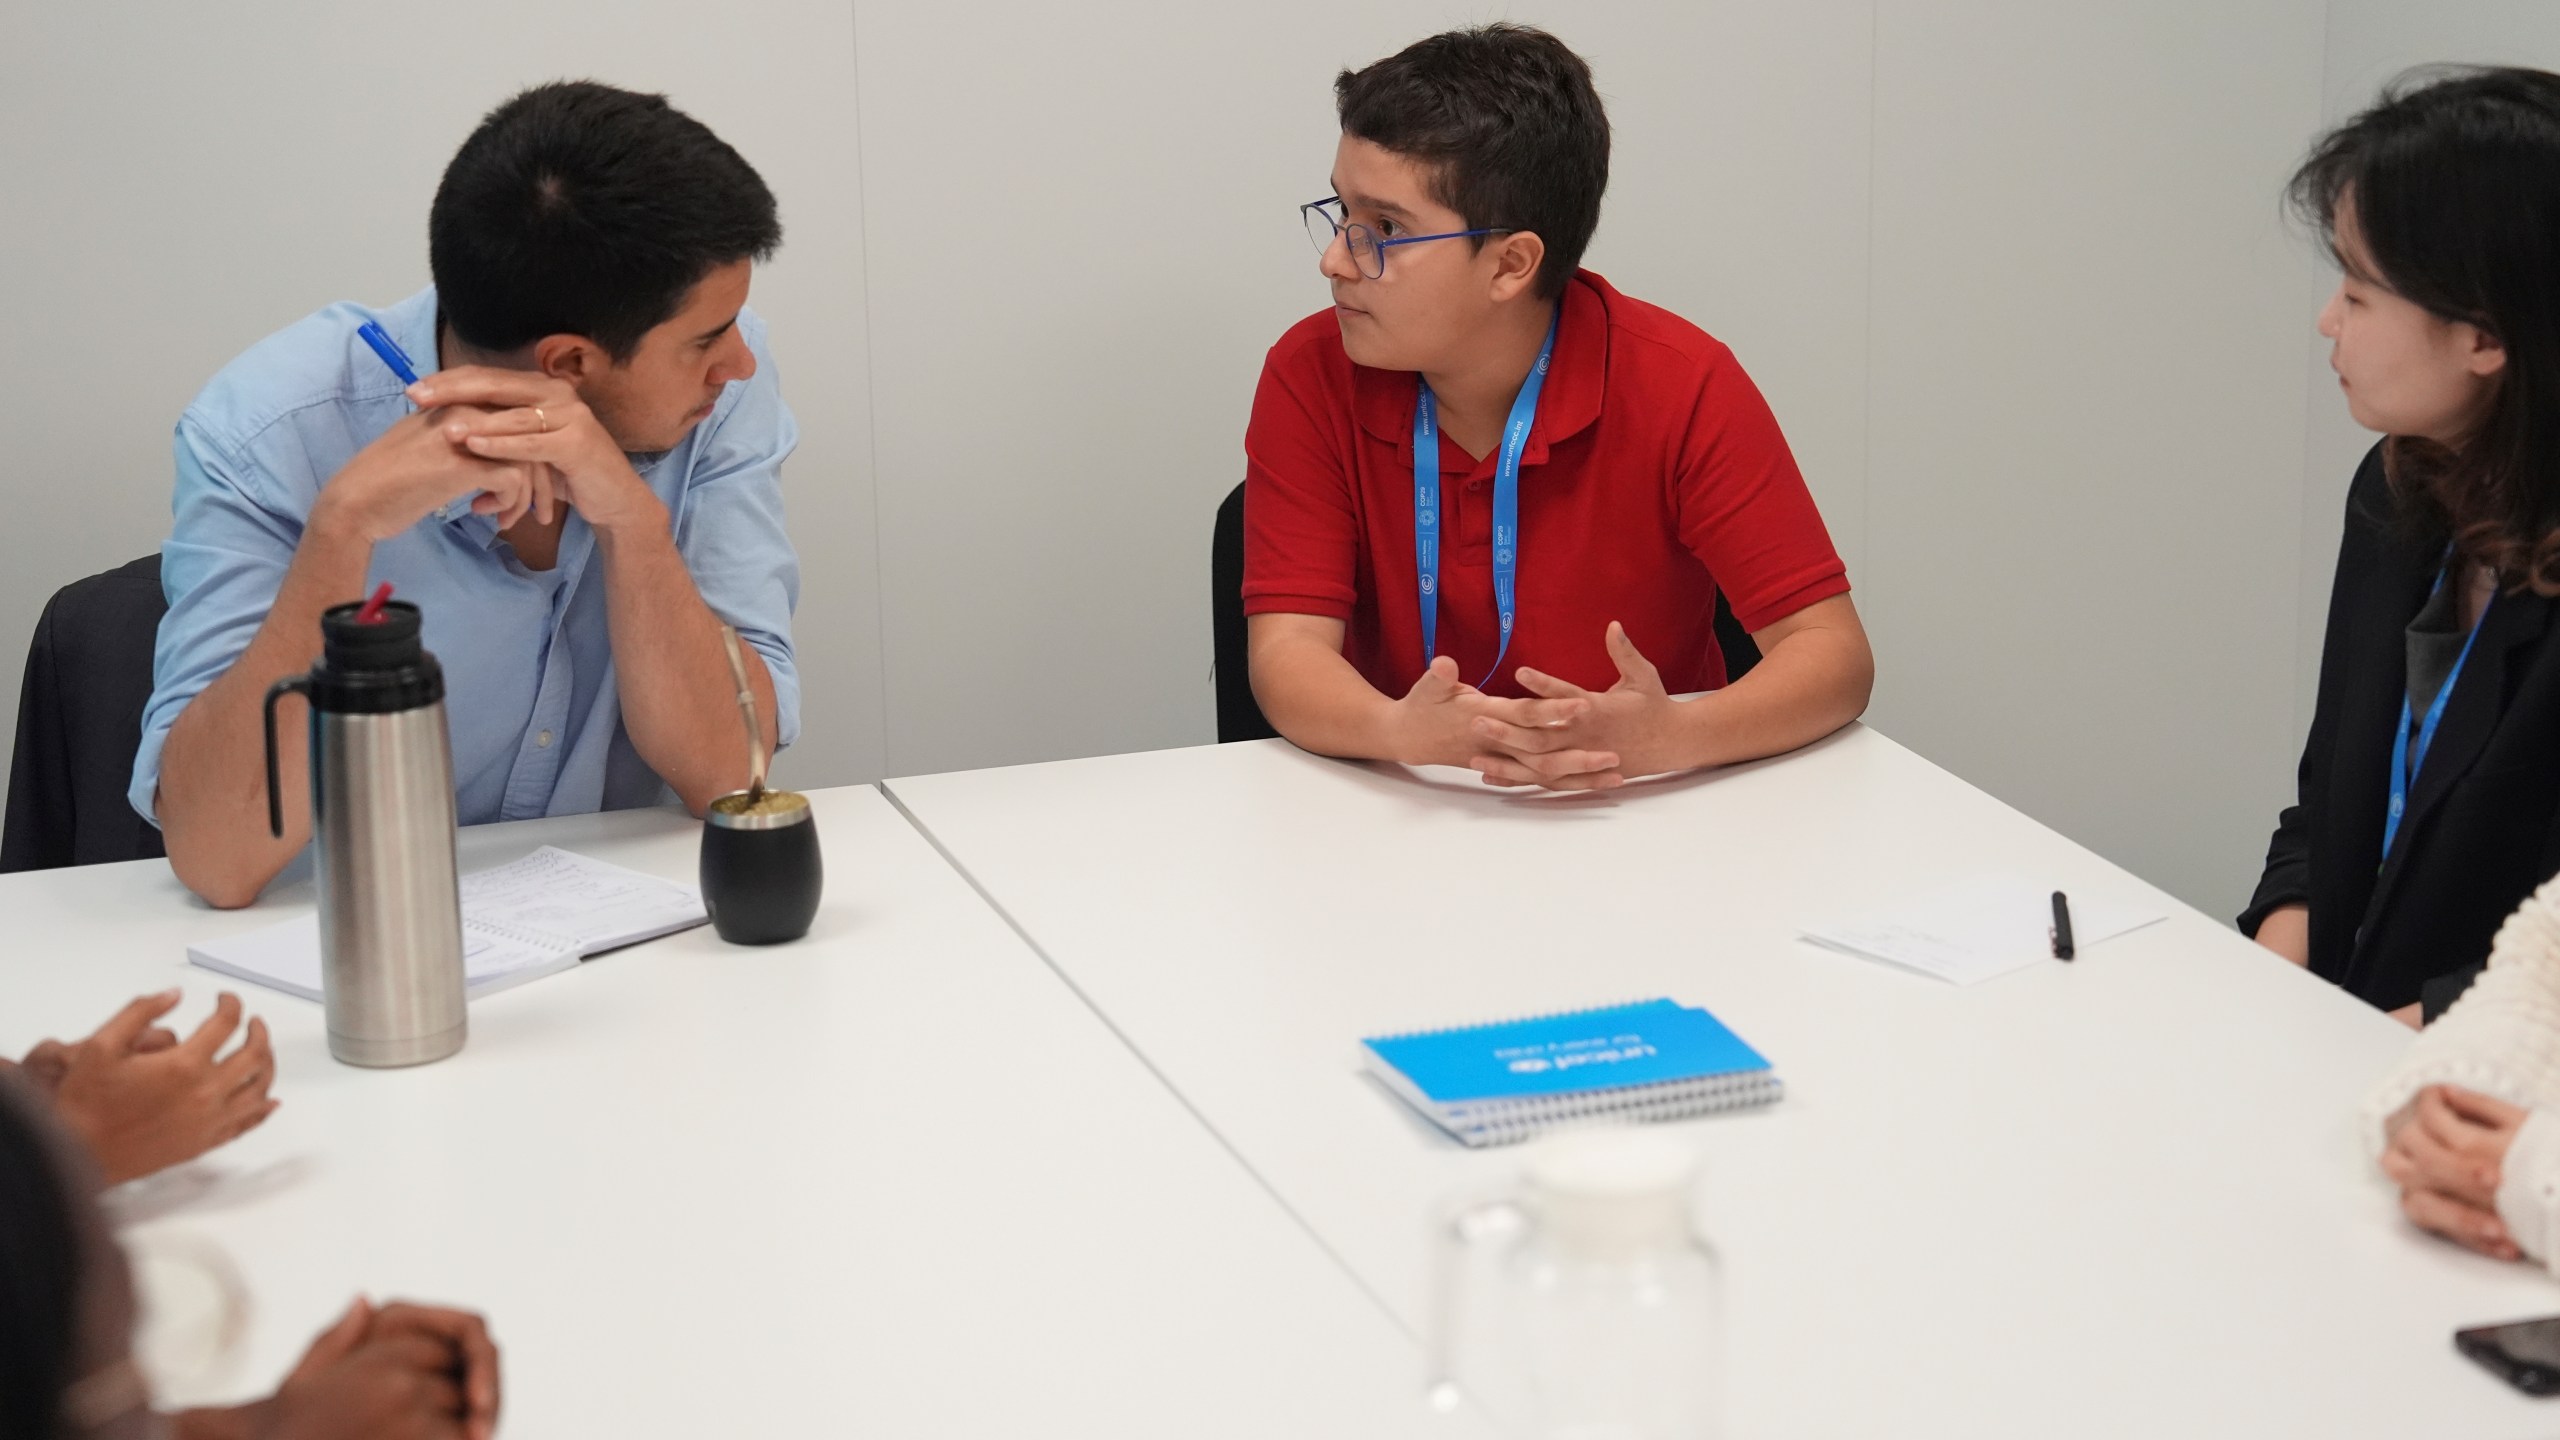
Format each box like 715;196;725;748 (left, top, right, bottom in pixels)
2243;68;2560;1024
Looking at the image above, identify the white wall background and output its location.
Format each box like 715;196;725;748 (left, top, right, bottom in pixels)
5;1;2549;923
0;0;886;789
1861;1;2326;924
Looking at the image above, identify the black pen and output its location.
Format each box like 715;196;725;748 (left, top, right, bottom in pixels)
2050;890;2076;961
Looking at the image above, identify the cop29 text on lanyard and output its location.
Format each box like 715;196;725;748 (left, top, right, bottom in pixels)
1413;312;1559;687
2383;556;2495;863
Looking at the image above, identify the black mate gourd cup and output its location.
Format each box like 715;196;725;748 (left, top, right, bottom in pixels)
701;790;823;944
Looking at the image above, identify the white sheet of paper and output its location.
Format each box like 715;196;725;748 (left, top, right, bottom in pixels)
189;846;706;1004
460;846;705;954
1800;873;2167;986
187;913;572;1002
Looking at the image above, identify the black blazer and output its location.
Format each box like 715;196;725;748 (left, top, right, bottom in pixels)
2242;443;2560;1017
0;556;168;873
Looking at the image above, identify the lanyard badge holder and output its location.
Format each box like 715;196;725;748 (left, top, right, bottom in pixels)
2384;559;2495;862
1413;313;1559;686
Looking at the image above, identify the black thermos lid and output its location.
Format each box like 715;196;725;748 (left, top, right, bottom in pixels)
311;599;442;712
320;599;425;673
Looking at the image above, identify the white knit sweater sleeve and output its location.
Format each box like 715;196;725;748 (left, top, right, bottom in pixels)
2364;876;2560;1136
2361;873;2560;1272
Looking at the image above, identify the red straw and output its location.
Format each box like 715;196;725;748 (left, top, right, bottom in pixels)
353;582;394;625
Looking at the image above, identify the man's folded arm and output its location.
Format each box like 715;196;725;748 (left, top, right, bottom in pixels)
147;426;362;908
609;361;801;811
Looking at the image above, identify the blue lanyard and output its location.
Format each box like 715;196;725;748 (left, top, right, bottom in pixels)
2383;561;2494;861
1413;313;1558;686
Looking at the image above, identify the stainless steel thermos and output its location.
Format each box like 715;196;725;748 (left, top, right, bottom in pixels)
262;599;466;1067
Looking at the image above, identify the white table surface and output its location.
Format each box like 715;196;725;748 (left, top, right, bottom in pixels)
0;786;1483;1437
885;725;2560;1438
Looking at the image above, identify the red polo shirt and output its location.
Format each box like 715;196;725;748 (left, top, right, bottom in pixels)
1243;269;1849;699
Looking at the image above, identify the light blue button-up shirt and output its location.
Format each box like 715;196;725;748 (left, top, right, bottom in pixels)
131;286;801;828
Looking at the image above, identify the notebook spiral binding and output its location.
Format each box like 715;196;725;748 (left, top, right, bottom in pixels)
1450;1072;1785;1147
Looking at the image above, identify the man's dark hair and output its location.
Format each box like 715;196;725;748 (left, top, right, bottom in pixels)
429;80;781;359
1334;24;1609;300
2290;66;2560;593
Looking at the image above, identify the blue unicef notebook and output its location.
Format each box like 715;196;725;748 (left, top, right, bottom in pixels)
1361;998;1781;1147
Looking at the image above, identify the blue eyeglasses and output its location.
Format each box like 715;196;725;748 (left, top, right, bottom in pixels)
1301;196;1517;279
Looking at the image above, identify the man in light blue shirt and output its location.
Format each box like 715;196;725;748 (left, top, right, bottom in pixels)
138;82;801;907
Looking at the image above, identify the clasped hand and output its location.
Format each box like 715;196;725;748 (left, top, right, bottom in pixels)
185;1296;502;1440
2381;1084;2528;1262
320;368;660;541
1402;621;1683;791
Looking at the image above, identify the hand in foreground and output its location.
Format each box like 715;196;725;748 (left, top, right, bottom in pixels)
1469;622;1682;789
412;368;664;535
18;1002;178;1087
179;1297;502;1440
1390;655;1604;782
37;992;276;1184
2381;1084;2529;1262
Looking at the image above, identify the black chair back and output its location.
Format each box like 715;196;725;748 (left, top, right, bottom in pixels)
1713;584;1763;683
1212;484;1280;743
2;555;169;871
1210;481;1762;743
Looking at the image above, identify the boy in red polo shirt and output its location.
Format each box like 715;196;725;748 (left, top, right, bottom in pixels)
1245;24;1873;790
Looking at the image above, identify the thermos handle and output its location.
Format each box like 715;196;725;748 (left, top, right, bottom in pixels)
263;676;313;839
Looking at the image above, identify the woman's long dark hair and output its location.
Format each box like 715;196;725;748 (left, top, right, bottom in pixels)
0;1075;84;1440
2290;66;2560;591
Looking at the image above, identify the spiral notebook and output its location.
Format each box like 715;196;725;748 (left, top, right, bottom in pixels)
186;847;707;1003
1361;998;1782;1148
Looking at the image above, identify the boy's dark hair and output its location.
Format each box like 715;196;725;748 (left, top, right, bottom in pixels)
1335;24;1609;300
2290;65;2560;593
429;80;780;360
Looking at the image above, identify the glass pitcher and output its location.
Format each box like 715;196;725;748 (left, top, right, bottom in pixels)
1431;1128;1723;1440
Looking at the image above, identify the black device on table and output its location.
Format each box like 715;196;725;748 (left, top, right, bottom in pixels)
2457;1316;2560;1395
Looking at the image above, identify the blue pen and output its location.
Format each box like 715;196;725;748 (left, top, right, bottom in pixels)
358;320;470;521
357;320;421;387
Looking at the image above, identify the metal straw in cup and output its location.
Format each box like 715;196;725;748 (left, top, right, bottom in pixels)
719;625;768;804
702;627;822;944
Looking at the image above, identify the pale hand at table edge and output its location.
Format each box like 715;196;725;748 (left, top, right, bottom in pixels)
2252;904;2417;1020
2251;903;2311;967
2252;905;2412;1021
2381;1085;2525;1262
2365;875;2560;1272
